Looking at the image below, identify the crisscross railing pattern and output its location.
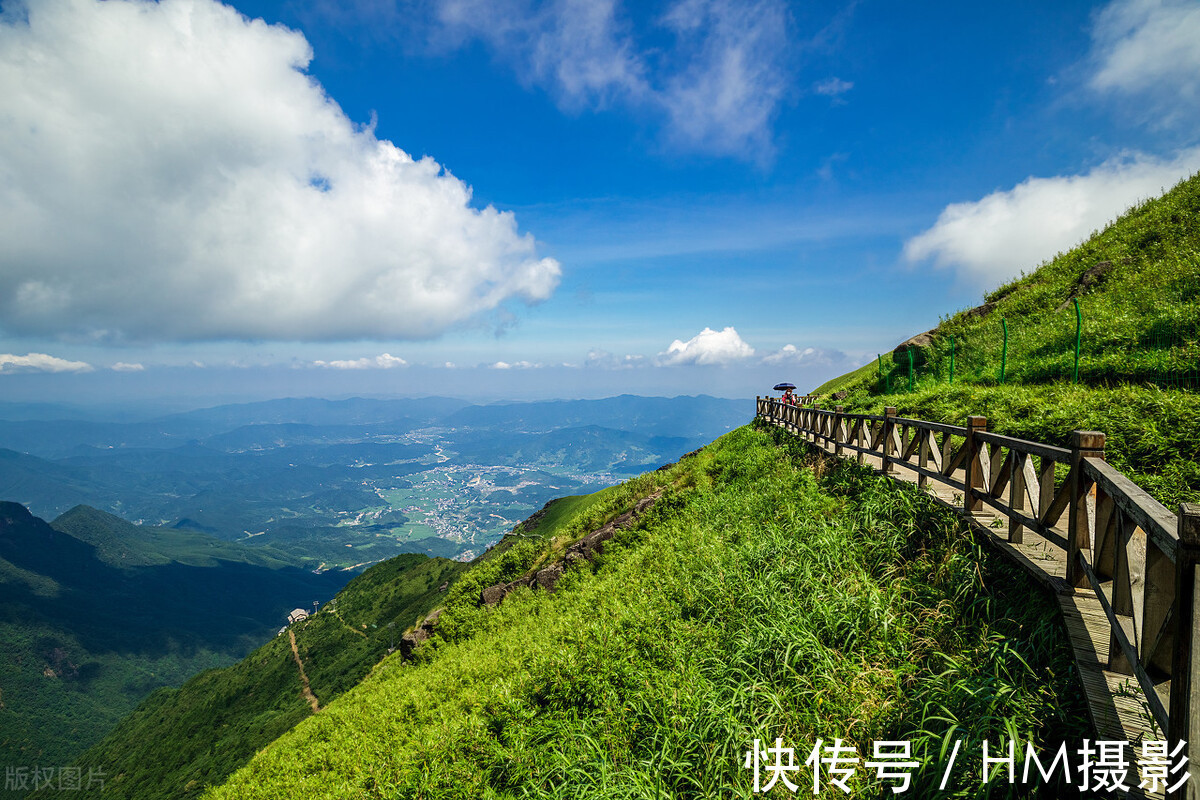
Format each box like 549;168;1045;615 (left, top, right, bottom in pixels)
757;396;1200;800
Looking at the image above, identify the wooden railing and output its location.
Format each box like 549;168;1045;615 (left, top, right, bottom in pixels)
757;397;1200;799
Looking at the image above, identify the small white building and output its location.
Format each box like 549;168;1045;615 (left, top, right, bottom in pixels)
287;608;309;625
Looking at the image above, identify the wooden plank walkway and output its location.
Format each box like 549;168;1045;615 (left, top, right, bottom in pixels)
773;418;1167;799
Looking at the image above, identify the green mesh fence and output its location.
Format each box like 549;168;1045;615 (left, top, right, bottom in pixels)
875;301;1200;394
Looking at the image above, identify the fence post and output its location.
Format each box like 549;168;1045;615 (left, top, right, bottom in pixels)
1067;430;1105;589
1169;504;1200;800
834;406;844;456
949;336;956;385
883;407;897;474
964;416;987;514
999;318;1008;384
1073;298;1083;385
918;427;930;490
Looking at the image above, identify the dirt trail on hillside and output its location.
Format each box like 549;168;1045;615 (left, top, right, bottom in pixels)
329;606;367;638
288;629;321;713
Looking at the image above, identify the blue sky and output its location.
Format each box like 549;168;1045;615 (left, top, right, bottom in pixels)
1;0;1198;407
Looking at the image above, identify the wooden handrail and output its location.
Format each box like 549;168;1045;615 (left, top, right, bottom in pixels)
757;397;1200;797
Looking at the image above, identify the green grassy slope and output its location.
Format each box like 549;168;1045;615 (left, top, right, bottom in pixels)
0;503;347;773
51;505;299;569
204;425;1086;799
810;172;1200;509
45;553;466;800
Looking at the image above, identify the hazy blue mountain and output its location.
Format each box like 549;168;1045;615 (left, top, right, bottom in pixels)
442;394;747;436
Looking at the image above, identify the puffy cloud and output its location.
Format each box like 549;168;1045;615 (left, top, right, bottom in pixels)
314;353;408;369
0;353;94;373
904;149;1200;285
1089;0;1200;112
488;360;538;369
657;326;754;365
111;362;146;371
435;0;792;158
0;0;560;343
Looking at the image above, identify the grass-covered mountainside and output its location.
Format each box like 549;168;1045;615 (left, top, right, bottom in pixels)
0;503;349;770
186;424;1085;798
815;171;1200;510
36;552;466;800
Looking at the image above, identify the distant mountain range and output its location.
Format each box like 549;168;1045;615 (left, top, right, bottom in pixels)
0;394;749;780
0;395;747;558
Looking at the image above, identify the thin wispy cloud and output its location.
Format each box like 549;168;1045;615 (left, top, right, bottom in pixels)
434;0;793;158
761;344;842;367
489;360;539;369
904;149;1200;286
585;349;646;369
313;353;408;369
0;353;94;373
0;0;559;344
812;77;853;100
1088;0;1200;121
111;362;146;372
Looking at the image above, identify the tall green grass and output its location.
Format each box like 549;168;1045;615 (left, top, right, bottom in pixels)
206;425;1086;799
817;172;1200;510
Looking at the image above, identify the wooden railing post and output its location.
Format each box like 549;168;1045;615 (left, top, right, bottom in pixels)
917;427;930;490
834;406;844;456
812;405;820;444
882;407;897;474
964;416;987;514
1008;452;1026;544
1170;504;1200;800
1067;431;1105;588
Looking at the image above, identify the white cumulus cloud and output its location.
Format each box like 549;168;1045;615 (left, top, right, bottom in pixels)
0;0;560;343
657;326;754;365
111;362;145;371
314;353;408;369
0;353;94;373
904;149;1200;285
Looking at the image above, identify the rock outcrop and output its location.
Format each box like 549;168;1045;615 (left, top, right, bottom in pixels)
479;491;663;608
396;491;665;661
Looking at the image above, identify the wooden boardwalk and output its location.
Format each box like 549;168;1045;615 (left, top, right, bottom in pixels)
772;414;1170;799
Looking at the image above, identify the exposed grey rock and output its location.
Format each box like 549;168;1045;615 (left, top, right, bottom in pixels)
892;329;936;357
481;583;508;607
534;563;564;593
399;627;428;658
1056;259;1127;311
